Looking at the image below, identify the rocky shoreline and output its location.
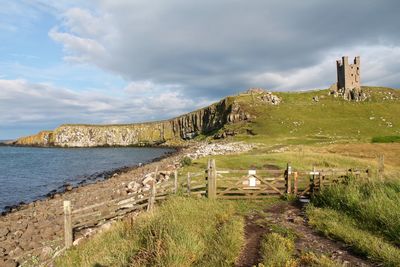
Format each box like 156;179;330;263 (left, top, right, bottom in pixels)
0;141;255;266
0;148;178;216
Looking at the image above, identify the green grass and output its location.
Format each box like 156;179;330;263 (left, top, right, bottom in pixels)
307;178;400;266
311;179;400;245
259;232;296;267
225;87;400;145
56;196;245;267
372;135;400;143
259;227;340;267
307;207;400;266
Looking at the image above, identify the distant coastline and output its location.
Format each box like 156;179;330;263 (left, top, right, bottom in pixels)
0;140;14;146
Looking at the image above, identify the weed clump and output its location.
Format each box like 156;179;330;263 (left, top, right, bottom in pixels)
372;135;400;143
180;156;193;166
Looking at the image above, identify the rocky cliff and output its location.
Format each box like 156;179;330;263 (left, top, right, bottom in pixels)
15;90;280;147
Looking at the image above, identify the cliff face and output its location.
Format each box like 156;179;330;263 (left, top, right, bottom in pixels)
14;131;54;146
15;90;279;147
15;97;240;147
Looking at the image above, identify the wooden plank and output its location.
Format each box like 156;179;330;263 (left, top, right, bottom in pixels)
147;182;156;211
117;194;150;207
258;177;285;196
155;196;167;201
217;169;283;174
72;191;149;214
74;203;149;228
174;170;178;193
190;184;206;191
217;189;283;195
217;195;279;199
207;159;217;199
319;174;323;190
216;170;231;174
187;172;191;195
75;202;148;227
63;201;73;248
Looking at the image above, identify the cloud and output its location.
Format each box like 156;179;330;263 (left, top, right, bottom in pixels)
0;79;209;138
47;0;400;97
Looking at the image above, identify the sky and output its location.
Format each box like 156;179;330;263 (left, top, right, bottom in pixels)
0;0;399;139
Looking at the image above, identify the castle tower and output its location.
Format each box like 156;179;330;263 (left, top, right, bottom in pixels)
333;56;362;100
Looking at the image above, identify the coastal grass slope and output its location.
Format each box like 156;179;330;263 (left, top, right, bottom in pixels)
223;86;400;145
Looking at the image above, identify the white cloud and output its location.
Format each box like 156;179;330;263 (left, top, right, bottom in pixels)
249;45;400;91
49;27;108;64
0;79;208;130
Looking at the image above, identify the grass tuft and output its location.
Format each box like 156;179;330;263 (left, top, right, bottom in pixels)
307;206;400;266
259;232;296;267
312;179;400;245
371;135;400;143
56;196;244;267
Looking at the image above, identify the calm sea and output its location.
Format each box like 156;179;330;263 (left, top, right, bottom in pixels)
0;146;174;212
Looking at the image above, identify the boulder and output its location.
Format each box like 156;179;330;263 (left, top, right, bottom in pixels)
127;181;140;192
142;175;155;186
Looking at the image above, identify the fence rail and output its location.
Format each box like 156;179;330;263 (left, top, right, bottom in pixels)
205;159;376;200
63;168;178;249
62;156;384;252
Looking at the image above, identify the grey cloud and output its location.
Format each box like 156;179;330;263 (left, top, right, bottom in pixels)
48;0;400;98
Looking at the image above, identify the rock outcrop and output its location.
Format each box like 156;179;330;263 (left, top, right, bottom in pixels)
15;91;281;147
13;131;53;146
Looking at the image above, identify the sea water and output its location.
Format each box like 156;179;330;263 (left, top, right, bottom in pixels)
0;146;174;212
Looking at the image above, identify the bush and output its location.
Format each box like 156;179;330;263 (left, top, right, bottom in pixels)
371;135;400;143
181;156;193;166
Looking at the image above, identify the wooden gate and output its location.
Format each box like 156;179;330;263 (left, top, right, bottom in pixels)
207;159;287;199
204;159;373;200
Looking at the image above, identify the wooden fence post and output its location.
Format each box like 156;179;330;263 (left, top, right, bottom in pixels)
285;163;292;194
207;159;217;199
293;172;298;195
187;172;191;195
310;166;316;195
319;174;323;190
63;200;73;248
174;170;178;194
366;167;371;181
147;182;156;211
378;155;384;180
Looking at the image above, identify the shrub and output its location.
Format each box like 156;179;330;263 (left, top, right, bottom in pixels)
181;156;193;166
371;135;400;143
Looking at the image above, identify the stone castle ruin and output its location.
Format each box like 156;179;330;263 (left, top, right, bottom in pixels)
330;56;365;101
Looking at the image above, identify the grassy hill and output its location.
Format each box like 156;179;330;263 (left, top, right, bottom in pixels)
217;86;400;145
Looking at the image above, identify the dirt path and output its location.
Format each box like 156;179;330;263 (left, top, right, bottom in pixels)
236;202;374;267
235;212;267;267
